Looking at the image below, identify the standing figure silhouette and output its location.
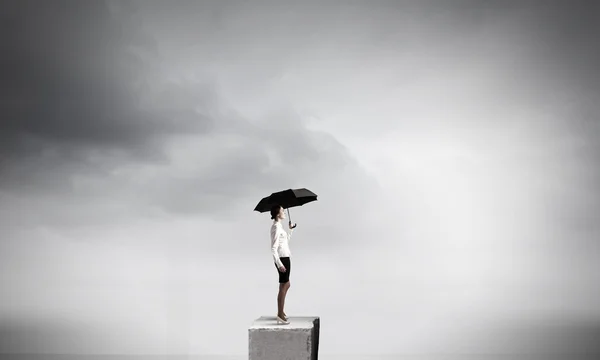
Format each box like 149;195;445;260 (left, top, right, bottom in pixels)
270;204;296;324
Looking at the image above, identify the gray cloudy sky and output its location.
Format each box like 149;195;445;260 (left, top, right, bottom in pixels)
1;0;600;356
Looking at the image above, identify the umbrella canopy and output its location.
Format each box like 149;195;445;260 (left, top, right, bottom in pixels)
254;188;318;220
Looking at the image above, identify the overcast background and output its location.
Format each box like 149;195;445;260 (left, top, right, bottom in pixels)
1;0;600;357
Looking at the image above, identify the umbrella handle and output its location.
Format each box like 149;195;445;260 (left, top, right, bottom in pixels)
287;208;297;228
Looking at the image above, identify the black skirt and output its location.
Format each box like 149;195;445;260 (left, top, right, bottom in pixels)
274;257;291;283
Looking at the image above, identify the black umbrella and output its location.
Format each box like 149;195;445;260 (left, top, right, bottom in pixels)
254;188;318;225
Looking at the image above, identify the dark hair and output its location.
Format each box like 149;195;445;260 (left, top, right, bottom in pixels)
270;204;282;220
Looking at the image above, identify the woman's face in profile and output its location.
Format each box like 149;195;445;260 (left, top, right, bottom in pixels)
279;207;285;219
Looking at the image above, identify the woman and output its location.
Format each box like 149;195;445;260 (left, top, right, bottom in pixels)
270;204;296;324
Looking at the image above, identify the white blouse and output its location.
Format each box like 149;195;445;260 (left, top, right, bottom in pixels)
270;220;294;268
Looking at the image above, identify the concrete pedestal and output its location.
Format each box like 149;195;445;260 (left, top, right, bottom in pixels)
248;316;320;360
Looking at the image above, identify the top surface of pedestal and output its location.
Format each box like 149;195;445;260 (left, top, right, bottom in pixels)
249;316;319;330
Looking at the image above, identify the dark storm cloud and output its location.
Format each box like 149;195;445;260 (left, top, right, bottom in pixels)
0;0;381;227
0;0;215;191
94;105;377;223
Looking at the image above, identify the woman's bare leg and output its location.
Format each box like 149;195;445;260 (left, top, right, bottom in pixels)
281;282;291;318
277;283;285;317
